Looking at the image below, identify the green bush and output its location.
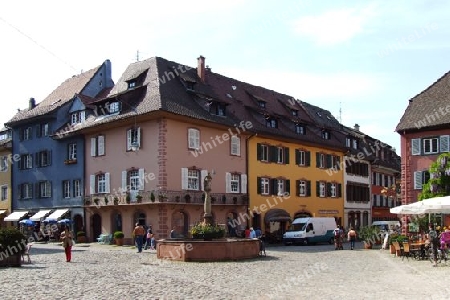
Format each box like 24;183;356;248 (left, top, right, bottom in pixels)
0;227;27;254
190;223;225;239
114;231;124;239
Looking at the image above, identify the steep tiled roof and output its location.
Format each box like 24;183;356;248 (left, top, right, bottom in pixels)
396;70;450;132
6;64;103;126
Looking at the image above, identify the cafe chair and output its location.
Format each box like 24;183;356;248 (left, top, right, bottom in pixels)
402;242;412;261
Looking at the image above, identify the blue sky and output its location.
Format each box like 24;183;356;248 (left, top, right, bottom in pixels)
1;0;450;153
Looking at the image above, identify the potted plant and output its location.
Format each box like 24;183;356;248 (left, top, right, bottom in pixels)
126;193;131;204
358;226;381;249
114;231;124;246
190;222;225;241
93;198;100;205
76;231;86;243
113;197;119;205
104;197;109;205
184;194;191;203
85;199;91;205
150;192;156;202
0;228;27;267
136;195;143;203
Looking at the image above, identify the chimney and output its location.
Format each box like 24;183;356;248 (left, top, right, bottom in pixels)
354;123;360;131
29;98;36;110
197;55;205;83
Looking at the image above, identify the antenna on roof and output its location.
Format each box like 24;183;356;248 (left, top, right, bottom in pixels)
136;50;140;62
338;102;342;123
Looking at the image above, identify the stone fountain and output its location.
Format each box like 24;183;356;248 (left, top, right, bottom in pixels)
157;172;260;261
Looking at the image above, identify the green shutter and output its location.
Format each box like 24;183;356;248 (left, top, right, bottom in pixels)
306;151;311;166
306;181;311;196
316;181;320;197
285;179;290;195
284;147;290;164
257;177;262;194
295;149;299;165
257;144;262;161
316;152;320;168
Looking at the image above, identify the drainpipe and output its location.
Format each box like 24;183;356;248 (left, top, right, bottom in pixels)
245;132;257;229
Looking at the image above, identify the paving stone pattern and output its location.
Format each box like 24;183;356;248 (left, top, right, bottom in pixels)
1;242;449;300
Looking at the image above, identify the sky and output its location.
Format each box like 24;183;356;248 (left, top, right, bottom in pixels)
1;0;450;153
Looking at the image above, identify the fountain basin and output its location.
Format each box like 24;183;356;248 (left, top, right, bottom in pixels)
157;238;260;262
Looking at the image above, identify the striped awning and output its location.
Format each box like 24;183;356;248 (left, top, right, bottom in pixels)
4;211;29;221
30;210;53;221
45;209;69;221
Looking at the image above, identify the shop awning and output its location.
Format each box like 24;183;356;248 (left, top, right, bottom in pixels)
4;211;29;222
264;209;291;223
45;209;69;221
30;210;53;221
0;210;6;215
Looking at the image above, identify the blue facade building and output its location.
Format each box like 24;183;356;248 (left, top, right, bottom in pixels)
5;60;113;233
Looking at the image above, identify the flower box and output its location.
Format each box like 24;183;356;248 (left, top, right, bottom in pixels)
64;159;77;165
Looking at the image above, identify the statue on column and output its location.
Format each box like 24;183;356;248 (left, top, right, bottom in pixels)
203;172;213;225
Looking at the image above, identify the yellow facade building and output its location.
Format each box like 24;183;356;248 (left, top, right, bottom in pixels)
0;128;12;228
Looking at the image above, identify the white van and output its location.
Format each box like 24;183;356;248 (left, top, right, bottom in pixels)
371;221;400;233
282;217;336;245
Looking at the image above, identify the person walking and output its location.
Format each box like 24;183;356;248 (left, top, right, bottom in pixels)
61;228;73;262
428;224;439;267
133;223;145;253
348;227;357;250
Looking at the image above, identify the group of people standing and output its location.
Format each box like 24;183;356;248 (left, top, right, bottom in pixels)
334;225;357;250
133;223;155;253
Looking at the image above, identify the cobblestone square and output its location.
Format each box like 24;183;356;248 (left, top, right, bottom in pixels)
1;242;449;300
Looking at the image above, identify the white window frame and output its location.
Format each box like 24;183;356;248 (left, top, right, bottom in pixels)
352;139;358;149
299;180;306;197
127;128;140;151
277;179;285;196
186;169;200;190
42;123;49;136
423;138;438;154
39;150;50;167
73;180;81;197
330;183;337;198
68;143;77;160
23;127;32;140
346;137;351;147
230;174;240;193
297;150;306;166
319;182;326;197
1;185;7;201
261;178;269;195
97;174;107;193
260;144;269;162
40;181;51;198
295;124;304;135
22;183;32;199
319;153;325;168
63;180;71;198
109;102;120;114
71;111;85;125
277;147;284;164
188;128;200;149
230;135;241;156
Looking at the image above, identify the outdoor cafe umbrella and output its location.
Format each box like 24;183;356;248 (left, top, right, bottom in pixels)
414;195;450;214
19;219;35;226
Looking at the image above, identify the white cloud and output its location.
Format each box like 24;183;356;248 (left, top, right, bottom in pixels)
291;5;377;45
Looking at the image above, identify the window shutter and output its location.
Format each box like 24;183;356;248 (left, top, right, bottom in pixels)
19;129;23;141
285;179;290;196
411;138;421;155
17;184;22;199
90;175;95;194
35;153;40;168
105;173;110;193
138;168;145;190
413;171;422;190
316;152;320;168
295;149;299;165
98;135;105;156
47;150;52;166
257;177;262;194
337;184;342;197
316;181;320;197
126;129;132;151
305;151;311;166
296;180;300;196
270;178;277;195
181;168;188;190
241;174;247;193
201;170;208;191
122;171;127;192
137;127;141;148
306;181;311;197
91;138;97;156
440;135;449;152
35;183;40;198
269;146;277;163
326;154;332;168
225;172;231;193
335;156;340;170
36;124;41;138
284;147;289;164
257;143;262;160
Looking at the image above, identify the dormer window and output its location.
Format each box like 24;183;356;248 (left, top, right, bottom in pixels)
291;109;298;116
266;118;278;128
346;137;351;147
295;124;305;135
109;102;121;114
71;111;85;125
352;139;358;149
210;103;226;116
322;130;330;140
128;81;136;89
258;100;266;108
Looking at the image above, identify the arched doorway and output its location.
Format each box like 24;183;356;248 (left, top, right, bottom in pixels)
172;210;189;237
134;212;146;226
111;211;122;233
92;213;102;242
73;214;83;235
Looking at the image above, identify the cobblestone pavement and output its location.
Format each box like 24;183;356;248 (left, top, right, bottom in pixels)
1;241;449;300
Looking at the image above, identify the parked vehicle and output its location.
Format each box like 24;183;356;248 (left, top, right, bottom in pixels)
282;217;336;245
371;221;400;237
